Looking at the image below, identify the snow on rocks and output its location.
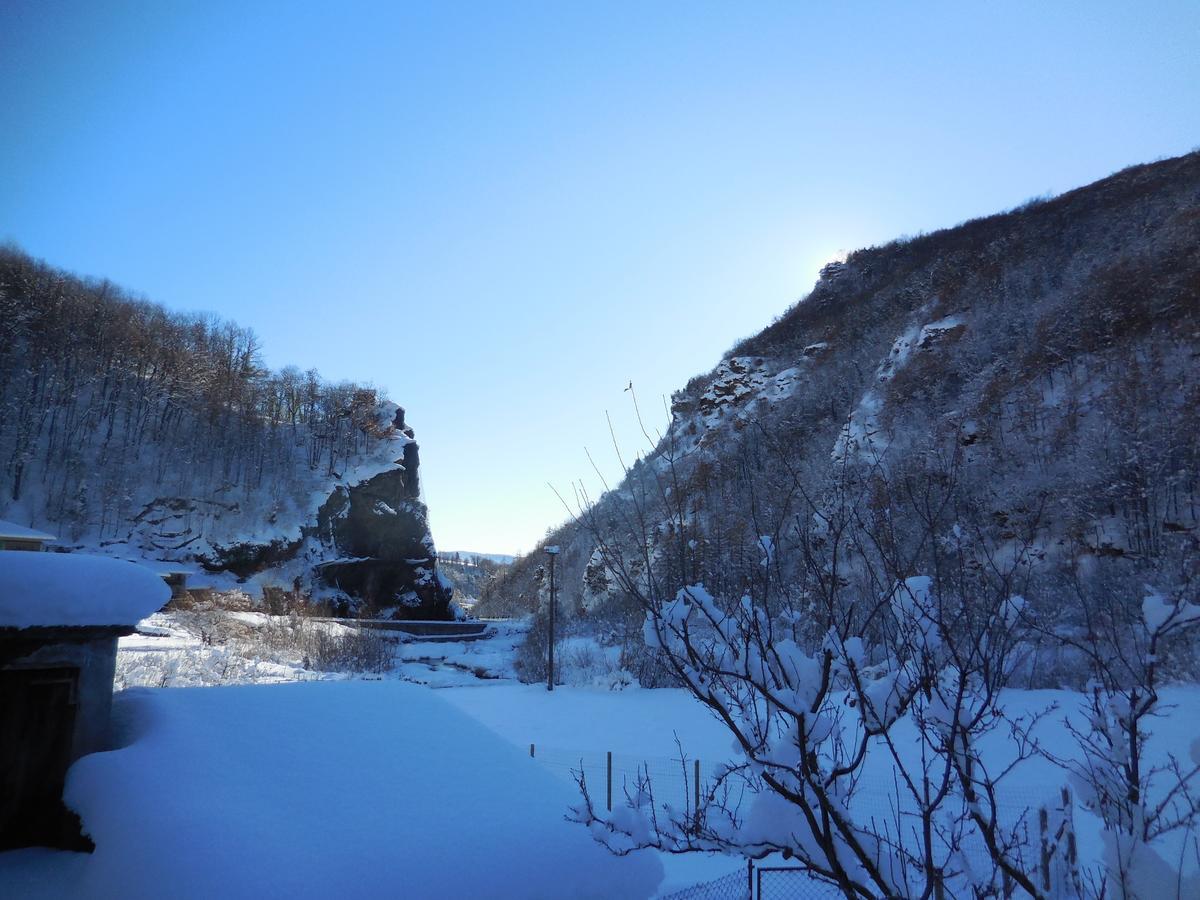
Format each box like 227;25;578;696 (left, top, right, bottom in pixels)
693;358;804;423
696;358;768;413
832;314;966;463
372;500;398;517
0;682;663;899
669;357;807;456
0;552;169;629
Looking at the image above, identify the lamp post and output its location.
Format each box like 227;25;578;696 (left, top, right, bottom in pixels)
545;545;559;691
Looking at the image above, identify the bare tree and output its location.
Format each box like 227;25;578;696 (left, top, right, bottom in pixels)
562;413;1081;898
1034;578;1200;899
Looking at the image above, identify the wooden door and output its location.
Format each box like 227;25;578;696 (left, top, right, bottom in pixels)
0;667;82;850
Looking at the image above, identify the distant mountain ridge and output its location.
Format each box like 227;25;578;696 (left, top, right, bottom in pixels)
442;551;517;565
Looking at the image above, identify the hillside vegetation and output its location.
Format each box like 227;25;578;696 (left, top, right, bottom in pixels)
479;151;1200;686
0;247;458;617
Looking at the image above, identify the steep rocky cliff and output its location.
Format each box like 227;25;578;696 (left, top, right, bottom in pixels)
200;407;454;619
480;151;1200;665
311;426;452;619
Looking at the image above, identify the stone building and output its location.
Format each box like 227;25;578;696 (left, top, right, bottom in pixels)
0;519;56;552
0;553;168;850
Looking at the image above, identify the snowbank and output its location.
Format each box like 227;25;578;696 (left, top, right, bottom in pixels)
0;681;662;899
0;552;169;628
442;683;735;759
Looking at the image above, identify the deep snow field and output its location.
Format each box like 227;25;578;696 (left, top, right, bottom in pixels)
1;610;1198;899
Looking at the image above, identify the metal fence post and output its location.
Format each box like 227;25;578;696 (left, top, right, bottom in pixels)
605;751;613;811
545;546;558;691
1039;806;1050;892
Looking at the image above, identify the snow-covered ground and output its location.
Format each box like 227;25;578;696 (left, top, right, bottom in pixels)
113;612;528;689
394;620;528;686
116;612;359;688
441;682;755;895
3;609;1198;898
0;681;662;899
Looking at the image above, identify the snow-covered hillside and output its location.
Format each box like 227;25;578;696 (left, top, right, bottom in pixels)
0;247;452;617
481;150;1200;658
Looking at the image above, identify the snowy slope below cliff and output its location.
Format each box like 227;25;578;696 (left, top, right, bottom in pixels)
0;404;408;567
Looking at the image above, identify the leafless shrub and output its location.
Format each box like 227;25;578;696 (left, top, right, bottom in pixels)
299;624;393;674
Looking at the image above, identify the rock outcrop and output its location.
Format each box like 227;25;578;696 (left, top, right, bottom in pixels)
134;410;454;618
314;452;453;620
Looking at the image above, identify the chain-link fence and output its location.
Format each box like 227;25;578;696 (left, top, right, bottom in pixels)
754;867;841;900
659;862;840;900
660;867;749;900
530;745;1077;898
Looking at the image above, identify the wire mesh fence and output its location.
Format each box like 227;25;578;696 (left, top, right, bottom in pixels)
755;866;843;900
660;866;749;900
530;743;1079;898
658;862;841;900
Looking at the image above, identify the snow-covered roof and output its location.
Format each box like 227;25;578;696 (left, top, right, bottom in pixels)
0;518;57;542
128;559;196;576
0;552;170;629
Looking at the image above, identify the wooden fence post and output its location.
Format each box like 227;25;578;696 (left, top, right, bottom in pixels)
1063;786;1079;894
530;743;535;758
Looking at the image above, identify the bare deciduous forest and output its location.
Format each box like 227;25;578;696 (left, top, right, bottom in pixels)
0;245;398;548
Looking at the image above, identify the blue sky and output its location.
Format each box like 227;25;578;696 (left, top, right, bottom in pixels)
2;1;1198;555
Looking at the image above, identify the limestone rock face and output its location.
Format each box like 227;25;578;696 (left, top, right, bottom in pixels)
315;445;453;620
193;414;454;620
204;535;305;579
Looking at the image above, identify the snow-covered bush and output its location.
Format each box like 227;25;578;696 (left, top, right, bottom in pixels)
116;610;395;688
514;610;554;684
555;637;634;689
296;622;393;674
562;422;1200;898
1034;581;1200;898
515;623;634;689
571;574;1059;898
